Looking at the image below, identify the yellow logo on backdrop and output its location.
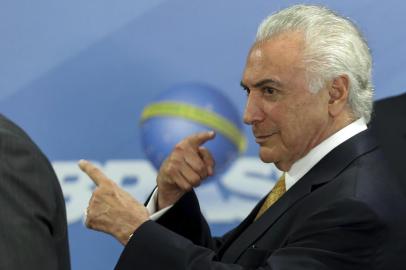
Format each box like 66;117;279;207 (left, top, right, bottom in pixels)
141;101;246;152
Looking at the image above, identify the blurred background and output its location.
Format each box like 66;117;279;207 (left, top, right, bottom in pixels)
1;0;405;269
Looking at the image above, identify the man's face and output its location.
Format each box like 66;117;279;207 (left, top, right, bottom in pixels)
241;31;332;171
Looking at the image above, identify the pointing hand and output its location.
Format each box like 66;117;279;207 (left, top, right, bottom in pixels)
79;160;149;245
156;131;216;210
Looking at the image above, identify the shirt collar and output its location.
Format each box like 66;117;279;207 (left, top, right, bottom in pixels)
284;118;367;190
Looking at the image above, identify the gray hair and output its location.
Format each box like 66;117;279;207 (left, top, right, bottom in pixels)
256;5;374;123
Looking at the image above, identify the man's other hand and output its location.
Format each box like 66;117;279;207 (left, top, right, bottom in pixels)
79;160;149;245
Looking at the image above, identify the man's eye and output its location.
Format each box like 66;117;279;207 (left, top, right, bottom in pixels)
243;87;250;96
263;87;275;95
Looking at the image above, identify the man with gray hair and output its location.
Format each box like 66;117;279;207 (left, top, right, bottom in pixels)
80;4;406;270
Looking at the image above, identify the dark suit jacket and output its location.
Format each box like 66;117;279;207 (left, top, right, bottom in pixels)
116;130;406;270
370;93;406;184
0;115;70;270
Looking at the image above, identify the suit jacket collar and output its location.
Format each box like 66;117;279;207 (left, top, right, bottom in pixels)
220;129;378;263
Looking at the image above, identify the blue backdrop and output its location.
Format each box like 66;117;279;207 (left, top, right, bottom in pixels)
1;1;405;269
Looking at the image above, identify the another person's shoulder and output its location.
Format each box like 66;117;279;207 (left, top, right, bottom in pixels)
369;92;406;189
0;114;30;141
370;92;406;131
0;114;44;153
375;92;406;105
0;114;56;175
373;92;406;117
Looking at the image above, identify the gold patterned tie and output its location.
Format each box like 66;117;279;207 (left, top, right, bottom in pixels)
255;173;286;220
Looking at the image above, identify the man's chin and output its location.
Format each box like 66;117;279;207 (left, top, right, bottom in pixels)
258;148;287;170
258;148;277;164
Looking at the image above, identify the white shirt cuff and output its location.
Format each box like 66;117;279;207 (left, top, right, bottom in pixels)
146;188;173;220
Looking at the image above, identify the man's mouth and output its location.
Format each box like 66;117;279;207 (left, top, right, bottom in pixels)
254;133;276;144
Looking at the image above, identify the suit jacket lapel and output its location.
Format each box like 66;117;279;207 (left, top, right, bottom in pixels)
216;196;265;259
221;172;312;263
221;130;378;263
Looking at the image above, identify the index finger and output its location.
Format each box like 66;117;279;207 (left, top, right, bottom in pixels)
186;130;216;148
78;159;110;186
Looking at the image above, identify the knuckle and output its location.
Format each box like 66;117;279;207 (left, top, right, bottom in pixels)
85;218;93;229
187;174;197;184
168;155;181;166
195;165;206;177
93;188;102;196
199;170;208;179
166;163;177;175
205;155;214;165
193;179;202;187
190;176;201;186
211;159;216;167
181;182;192;191
174;143;185;151
197;162;205;172
105;180;116;189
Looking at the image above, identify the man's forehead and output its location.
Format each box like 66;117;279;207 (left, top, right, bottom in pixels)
249;45;265;58
245;34;305;70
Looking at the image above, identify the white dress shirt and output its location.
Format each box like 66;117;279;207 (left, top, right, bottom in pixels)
147;118;368;219
285;118;367;190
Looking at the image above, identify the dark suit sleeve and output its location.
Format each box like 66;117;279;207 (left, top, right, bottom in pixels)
0;128;70;269
153;190;232;251
116;195;383;270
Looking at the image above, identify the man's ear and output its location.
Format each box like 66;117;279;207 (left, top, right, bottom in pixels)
328;75;350;117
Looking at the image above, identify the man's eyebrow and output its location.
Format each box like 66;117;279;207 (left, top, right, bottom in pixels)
253;78;282;88
240;79;282;89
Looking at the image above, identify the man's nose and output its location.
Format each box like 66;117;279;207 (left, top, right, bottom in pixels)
243;93;264;125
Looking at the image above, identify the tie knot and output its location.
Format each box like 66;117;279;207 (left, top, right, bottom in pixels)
255;173;286;220
273;172;286;194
